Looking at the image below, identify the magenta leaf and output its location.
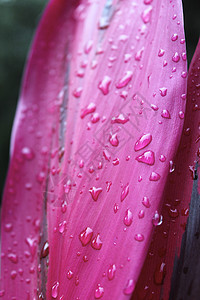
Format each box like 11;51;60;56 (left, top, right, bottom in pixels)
1;0;187;299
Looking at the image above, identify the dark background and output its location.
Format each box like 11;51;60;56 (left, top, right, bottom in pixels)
0;0;199;199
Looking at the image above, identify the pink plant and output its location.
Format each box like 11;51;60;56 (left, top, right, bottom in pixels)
1;0;199;299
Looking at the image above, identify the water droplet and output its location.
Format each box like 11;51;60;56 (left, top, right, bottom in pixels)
158;49;165;57
141;6;152;23
123;279;135;295
91;234;103;250
8;253;18;264
89;187;102;201
159;154;166;162
134;233;144;242
109;133;119;147
73;87;83;98
168;208;179;218
52;282;59;299
138;210;145;219
121;184;129;201
154;262;166;285
144;0;152;4
111;113;129;124
106;181;112;192
58;221;66;233
80;103;96;119
124;209;133;226
103;149;111;161
159;87;167;97
172;52;180;62
134;133;152;151
135;47;144;61
182;52;187;61
171;34;178;41
149;172;160;181
114;203;119;213
85;40;93;54
21;147;34;160
142;196;151;208
79;227;93;246
4;223;13;232
95;284;104;299
98;76;112;95
107;264;116;280
41;241;49;258
151;104;159;111
169;160;175;173
136;150;155;165
124;53;132;63
91;113;100;123
152;211;163;226
161;109;171;119
116;71;133;88
67;270;73;279
113;158;120;166
178;111;184;119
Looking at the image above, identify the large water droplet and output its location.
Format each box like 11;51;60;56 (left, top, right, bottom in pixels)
121;184;129;201
91;234;103;250
109;133;119;147
141;6;152;23
149;172;161;181
152;211;163;226
111;113;129;124
142;196;151;208
89;187;102;201
161;109;171;119
172;52;180;62
107;264;116;280
98;76;112;95
123;279;135;295
52;282;59;299
95;284;104;299
134;233;144;242
134;133;152;151
116;71;133;88
80;103;96;119
124;209;133;226
79;227;93;246
136;150;155;165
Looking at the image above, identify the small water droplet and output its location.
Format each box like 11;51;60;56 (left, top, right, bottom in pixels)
123;279;135;295
41;241;49;258
116;71;133;88
171;33;178;41
134;233;144;242
91;234;103;250
107;264;116;280
124;209;133;226
98;76;112;95
161;109;171;119
136;150;155;165
169;160;175;173
103;149;111;161
109;133;119;147
114;203;119;213
79;227;93;246
8;253;18;264
111;113;129;124
113;158;120;166
106;181;112;192
159;87;167;97
152;211;163;226
178;111;184;119
134;133;152;151
91;113;100;123
168;208;179;218
159;154;166;162
21;147;34;160
80;103;96;119
73;87;83;98
89;187;102;201
67;270;73;279
154;262;166;285
121;184;129;201
158;49;165;57
85;40;93;54
138;210;145;219
149;172;160;181
142;196;151;208
135;47;144;61
52;282;59;299
95;284;104;299
141;6;152;23
172;52;180;62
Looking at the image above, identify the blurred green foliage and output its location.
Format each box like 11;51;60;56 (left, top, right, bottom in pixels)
0;0;199;199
